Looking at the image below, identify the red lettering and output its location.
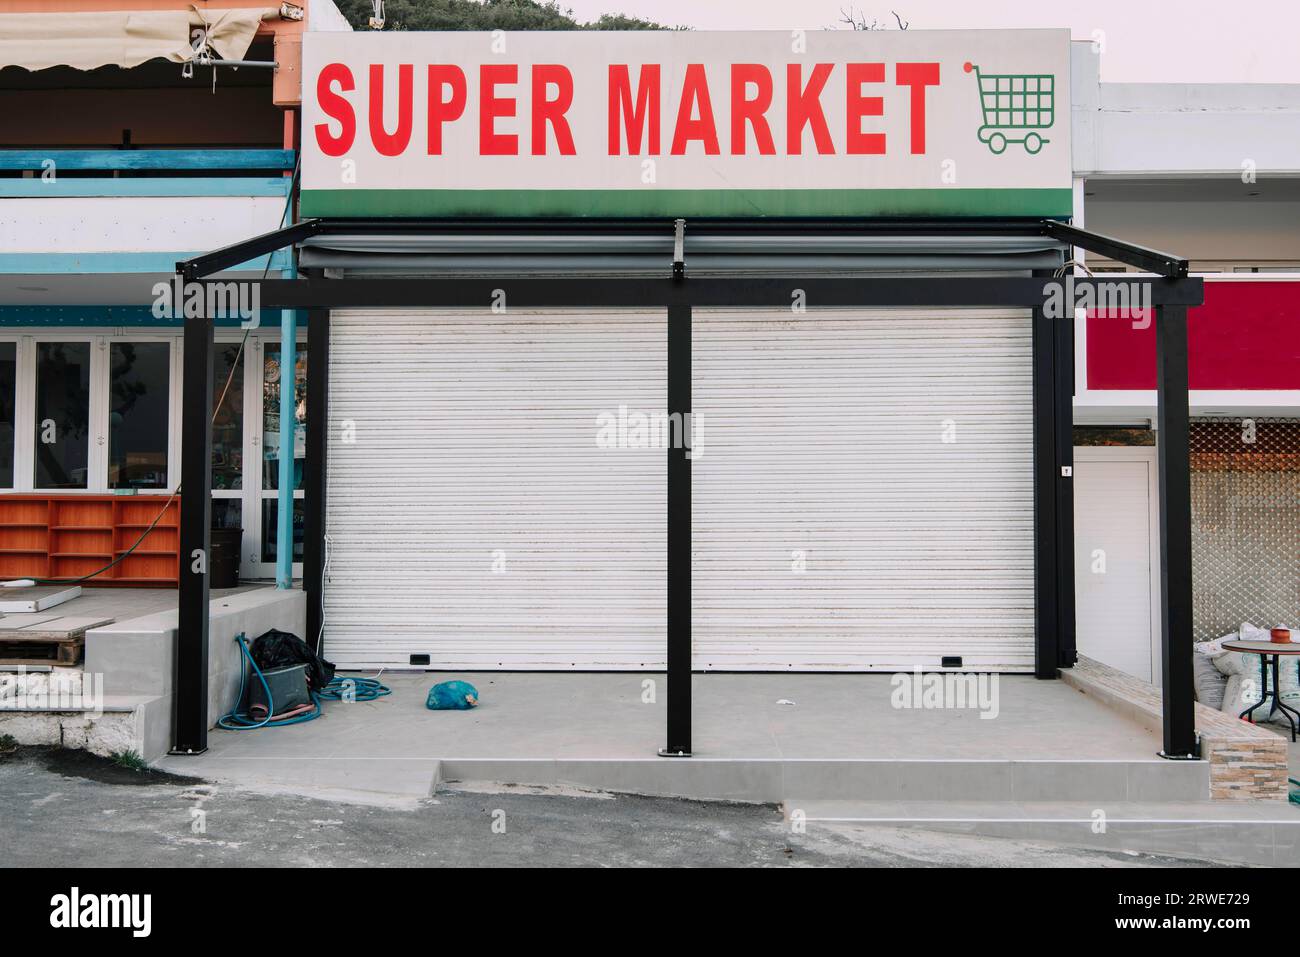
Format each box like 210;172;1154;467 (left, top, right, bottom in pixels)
368;64;413;157
730;64;775;155
427;65;466;155
786;63;835;154
846;62;886;155
479;63;518;156
608;64;661;155
314;63;355;156
896;62;940;154
531;64;575;156
670;63;720;155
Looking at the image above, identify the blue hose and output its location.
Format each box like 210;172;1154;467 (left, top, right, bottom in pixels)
319;675;391;702
217;634;321;730
217;633;390;731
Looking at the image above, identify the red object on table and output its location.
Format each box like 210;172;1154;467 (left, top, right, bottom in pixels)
1272;626;1292;644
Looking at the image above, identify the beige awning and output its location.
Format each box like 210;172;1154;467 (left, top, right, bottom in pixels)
0;6;277;72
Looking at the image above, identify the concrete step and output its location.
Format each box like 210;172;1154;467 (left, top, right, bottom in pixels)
436;756;1212;804
784;799;1300;866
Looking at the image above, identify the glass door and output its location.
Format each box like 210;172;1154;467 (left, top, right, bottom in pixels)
33;341;91;489
246;336;306;580
210;339;248;572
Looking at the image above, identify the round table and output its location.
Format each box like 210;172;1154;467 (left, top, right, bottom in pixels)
1220;639;1300;741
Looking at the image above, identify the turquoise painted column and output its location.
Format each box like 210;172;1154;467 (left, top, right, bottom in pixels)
275;265;297;589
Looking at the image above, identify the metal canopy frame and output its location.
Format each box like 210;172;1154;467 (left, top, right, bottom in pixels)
172;218;1201;763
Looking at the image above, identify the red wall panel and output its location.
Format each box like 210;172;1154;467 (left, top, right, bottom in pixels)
1086;281;1300;390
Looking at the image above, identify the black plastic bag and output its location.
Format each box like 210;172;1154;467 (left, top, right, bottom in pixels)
249;629;336;691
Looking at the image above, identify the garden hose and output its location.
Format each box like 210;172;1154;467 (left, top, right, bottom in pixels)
217;634;321;730
1290;778;1300;808
217;633;390;731
319;675;391;702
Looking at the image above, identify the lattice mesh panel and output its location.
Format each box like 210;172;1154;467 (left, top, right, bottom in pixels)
1190;418;1300;641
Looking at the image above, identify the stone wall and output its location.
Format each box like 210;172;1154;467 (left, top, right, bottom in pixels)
1061;656;1289;801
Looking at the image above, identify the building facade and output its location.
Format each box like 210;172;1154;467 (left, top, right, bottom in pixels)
0;0;348;584
1069;44;1300;683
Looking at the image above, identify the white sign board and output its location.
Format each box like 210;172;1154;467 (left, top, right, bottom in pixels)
302;29;1071;218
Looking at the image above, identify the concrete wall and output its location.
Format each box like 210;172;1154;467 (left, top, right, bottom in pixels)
1072;44;1300;178
83;586;306;760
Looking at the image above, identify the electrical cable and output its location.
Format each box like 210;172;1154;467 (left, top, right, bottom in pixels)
316;531;331;654
16;159;301;587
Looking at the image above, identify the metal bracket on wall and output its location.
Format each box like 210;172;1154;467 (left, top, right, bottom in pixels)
672;218;685;280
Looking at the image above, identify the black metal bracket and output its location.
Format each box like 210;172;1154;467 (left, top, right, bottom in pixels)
177;219;324;281
1042;221;1190;278
672;218;685;280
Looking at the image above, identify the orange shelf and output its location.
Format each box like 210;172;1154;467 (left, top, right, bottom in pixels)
0;494;181;587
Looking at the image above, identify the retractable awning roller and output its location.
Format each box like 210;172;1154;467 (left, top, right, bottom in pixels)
299;228;1070;276
0;6;282;71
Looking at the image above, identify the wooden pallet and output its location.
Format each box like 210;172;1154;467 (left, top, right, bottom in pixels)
0;615;114;667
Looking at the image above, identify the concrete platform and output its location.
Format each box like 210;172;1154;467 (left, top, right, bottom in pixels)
156;672;1213;807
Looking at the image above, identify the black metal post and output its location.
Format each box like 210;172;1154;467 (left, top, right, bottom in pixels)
1054;304;1077;668
304;307;330;655
172;307;214;755
1155;304;1198;759
1031;284;1060;679
661;301;692;756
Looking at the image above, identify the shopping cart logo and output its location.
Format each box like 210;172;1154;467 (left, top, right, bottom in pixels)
962;61;1055;155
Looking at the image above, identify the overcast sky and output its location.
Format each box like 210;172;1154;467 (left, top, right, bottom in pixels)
560;0;1300;83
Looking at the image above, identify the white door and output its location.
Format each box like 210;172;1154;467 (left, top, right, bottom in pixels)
323;309;666;670
693;308;1036;671
1073;446;1161;683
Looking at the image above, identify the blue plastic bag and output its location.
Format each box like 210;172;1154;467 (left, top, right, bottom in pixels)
426;680;479;710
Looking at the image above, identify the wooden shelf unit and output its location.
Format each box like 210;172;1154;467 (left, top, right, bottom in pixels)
0;495;180;586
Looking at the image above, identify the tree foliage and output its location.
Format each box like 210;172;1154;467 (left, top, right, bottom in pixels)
334;0;671;32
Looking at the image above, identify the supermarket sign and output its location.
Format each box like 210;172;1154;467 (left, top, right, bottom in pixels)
301;29;1071;218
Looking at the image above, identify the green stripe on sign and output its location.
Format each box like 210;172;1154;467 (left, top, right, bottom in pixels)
300;188;1073;219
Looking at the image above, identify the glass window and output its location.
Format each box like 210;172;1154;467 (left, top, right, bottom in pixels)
34;341;90;489
260;498;304;564
0;342;15;488
212;344;245;492
211;498;242;531
108;342;170;489
263;342;306;491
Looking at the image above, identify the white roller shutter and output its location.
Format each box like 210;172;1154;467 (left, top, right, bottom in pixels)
324;306;1034;673
324;309;666;670
693;308;1035;672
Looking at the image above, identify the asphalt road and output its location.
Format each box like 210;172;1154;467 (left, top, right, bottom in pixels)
0;747;1217;868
